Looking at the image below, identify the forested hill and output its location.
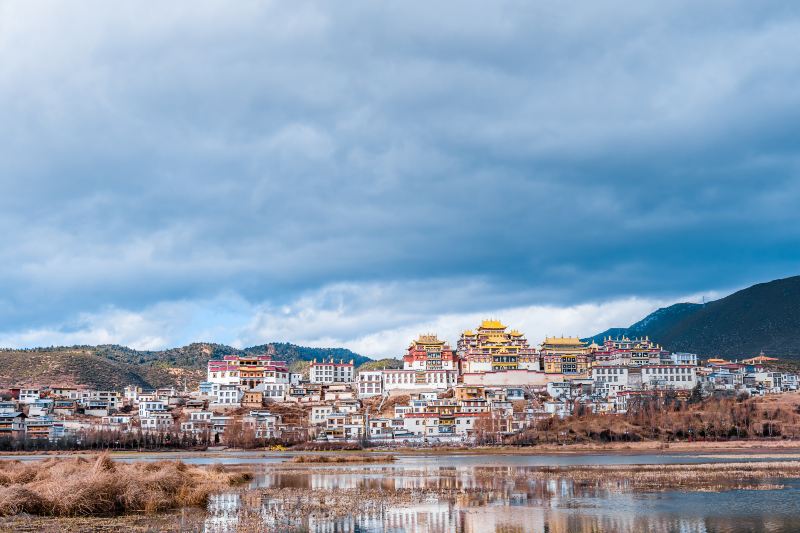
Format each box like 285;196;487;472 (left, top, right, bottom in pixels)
0;342;371;390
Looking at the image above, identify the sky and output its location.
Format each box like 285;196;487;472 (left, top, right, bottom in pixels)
0;1;799;357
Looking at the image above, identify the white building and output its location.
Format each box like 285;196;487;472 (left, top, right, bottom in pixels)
243;411;282;439
18;389;41;404
545;382;571;400
211;384;243;408
309;359;355;384
181;411;212;436
641;365;697;390
357;371;384;398
261;383;289;401
401;413;440;436
382;370;458;391
670;352;698;366
207;361;240;386
141;413;174;432
310;405;334;425
138;400;168;418
591;365;630;395
77;390;123;410
455;413;487;435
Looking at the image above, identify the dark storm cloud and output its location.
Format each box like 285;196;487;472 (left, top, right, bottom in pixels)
0;1;799;342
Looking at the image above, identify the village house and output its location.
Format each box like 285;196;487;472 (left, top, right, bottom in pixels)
309;358;355;384
0;412;26;439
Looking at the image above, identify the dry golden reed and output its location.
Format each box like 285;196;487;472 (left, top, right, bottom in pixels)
0;453;251;517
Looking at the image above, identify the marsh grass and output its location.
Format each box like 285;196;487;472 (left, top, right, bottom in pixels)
0;453;251;516
500;461;800;491
290;454;396;464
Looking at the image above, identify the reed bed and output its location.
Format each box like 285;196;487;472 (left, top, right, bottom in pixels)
290;454;396;464
499;461;800;491
0;453;251;516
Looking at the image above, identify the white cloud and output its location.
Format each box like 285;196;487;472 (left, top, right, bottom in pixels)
0;308;171;351
0;278;727;357
238;293;707;358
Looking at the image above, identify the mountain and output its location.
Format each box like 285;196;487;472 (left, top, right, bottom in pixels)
585;303;702;344
0;342;370;390
586;275;800;358
242;343;370;366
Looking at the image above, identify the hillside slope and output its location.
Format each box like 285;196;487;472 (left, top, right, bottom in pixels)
587;275;800;358
0;348;154;390
585;303;702;344
659;276;800;357
0;342;370;390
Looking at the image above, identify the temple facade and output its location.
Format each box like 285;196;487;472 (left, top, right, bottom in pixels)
457;320;539;373
403;334;459;371
592;336;668;366
540;337;591;374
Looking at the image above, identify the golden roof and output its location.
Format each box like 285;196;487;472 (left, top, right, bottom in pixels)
480;319;506;330
415;334;444;345
509;329;523;337
542;336;585;345
462;330;474;336
743;355;779;363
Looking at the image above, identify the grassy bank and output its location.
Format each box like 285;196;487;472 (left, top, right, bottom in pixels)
0;454;251;516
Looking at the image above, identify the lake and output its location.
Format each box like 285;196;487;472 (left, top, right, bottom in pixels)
4;451;800;532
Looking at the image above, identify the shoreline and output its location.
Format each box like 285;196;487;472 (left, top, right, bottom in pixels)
3;439;800;458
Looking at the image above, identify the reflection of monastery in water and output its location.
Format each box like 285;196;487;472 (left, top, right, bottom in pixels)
202;463;776;533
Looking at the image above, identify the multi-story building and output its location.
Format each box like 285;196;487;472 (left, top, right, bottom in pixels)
262;383;289;401
0;412;26;439
357;371;383;398
401;413;441;437
541;337;591;374
211;384;243;407
309;359;355;384
75;390;123;411
243;411;282;439
25;417;54;440
141;413;174;432
18;388;41;404
458;320;538;373
368;417;394;438
207;354;290;389
591;365;630;395
99;415;132;430
324;412;365;440
403;334;459;371
139;400;168;418
207;359;240;386
381;369;458;391
310;405;335;425
670;352;698;366
181;411;212;436
641;365;697;390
